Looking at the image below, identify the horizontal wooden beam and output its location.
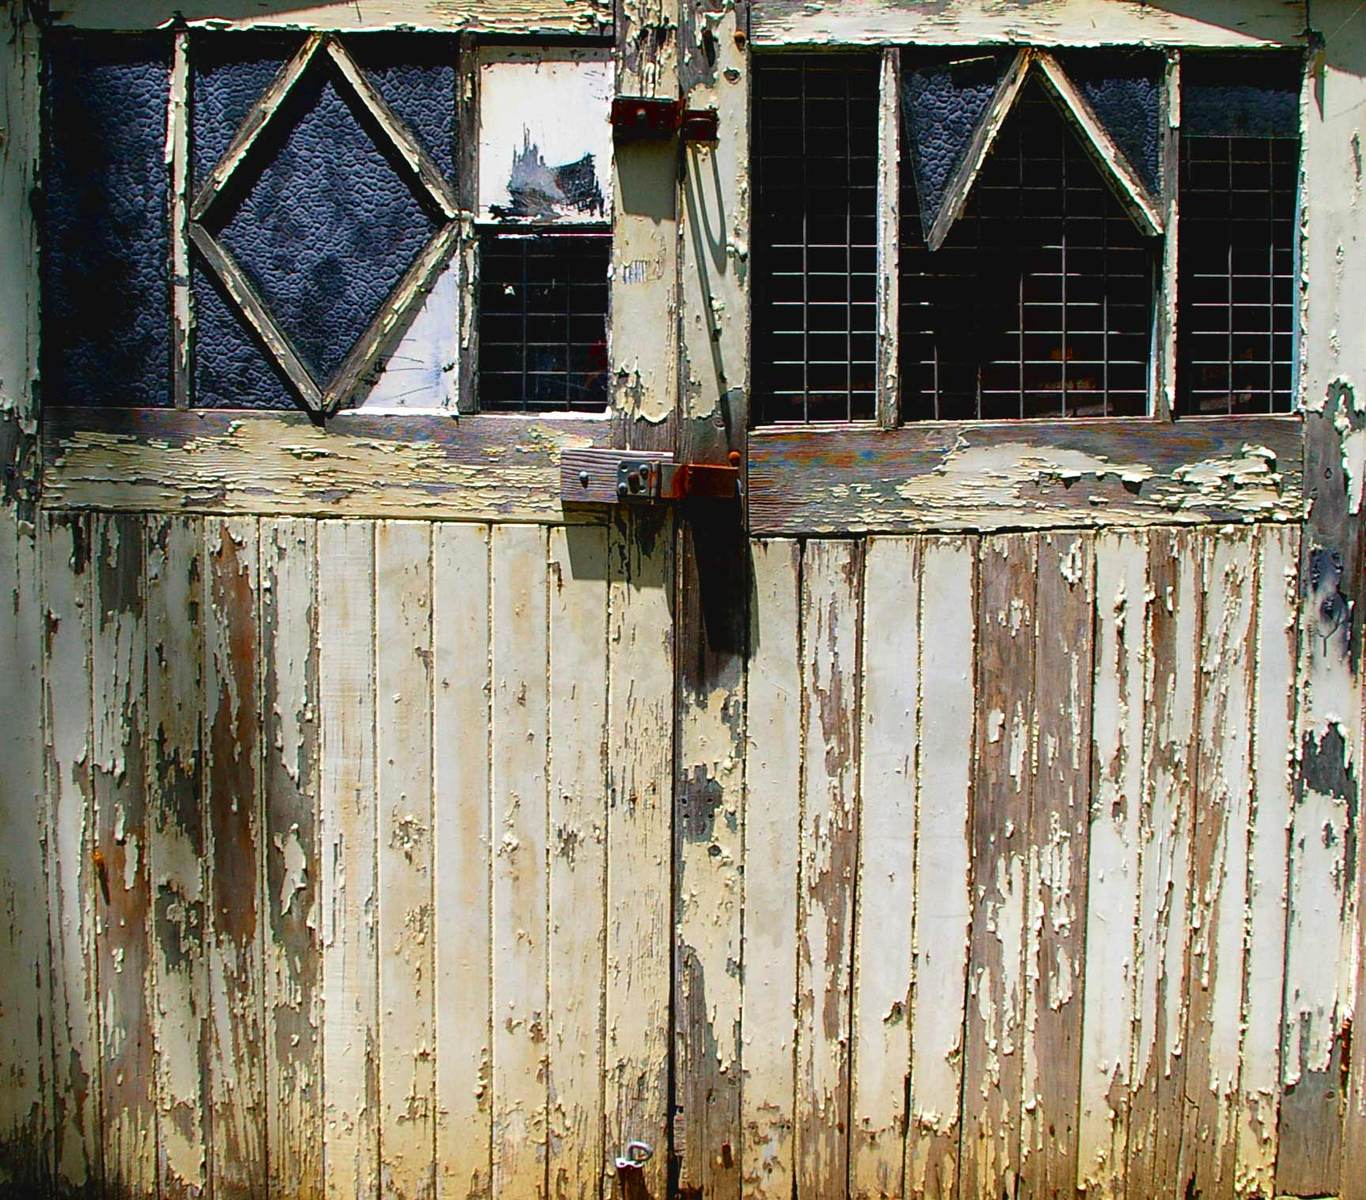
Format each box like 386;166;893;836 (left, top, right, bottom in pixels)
50;0;612;34
747;416;1303;534
750;0;1306;48
42;408;612;523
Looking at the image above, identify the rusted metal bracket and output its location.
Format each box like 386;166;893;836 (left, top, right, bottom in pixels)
611;96;719;142
561;449;740;505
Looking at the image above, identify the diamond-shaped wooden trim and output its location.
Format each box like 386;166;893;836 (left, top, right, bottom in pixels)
189;33;460;414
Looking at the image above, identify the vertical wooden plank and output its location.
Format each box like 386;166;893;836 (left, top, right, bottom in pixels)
492;524;549;1200
1077;529;1149;1200
0;512;51;1192
42;512;102;1197
1284;6;1366;1191
795;538;862;1200
876;48;900;430
1235;524;1298;1198
850;536;920;1199
959;534;1035;1200
318;521;380;1200
261;518;322;1198
1181;529;1257;1200
453;33;479;417
1019;531;1095;1200
376;520;436;1200
740;539;800;1200
548;525;609;1200
92;511;157;1198
433;523;492;1200
145;515;209;1200
169;28;192;409
1125;527;1201;1200
1154;48;1180;420
904;535;975;1200
204;516;265;1200
605;510;673;1197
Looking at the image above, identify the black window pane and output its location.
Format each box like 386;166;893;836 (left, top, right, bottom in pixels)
478;232;609;413
44;33;172;407
753;54;879;424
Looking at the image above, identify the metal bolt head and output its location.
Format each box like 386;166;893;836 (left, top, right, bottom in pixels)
579;470;590;487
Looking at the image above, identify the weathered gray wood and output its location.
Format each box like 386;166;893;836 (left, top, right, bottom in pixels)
261;518;322;1199
547;524;608;1200
1018;531;1094;1200
317;521;380;1200
850;536;919;1199
91;511;157;1199
376;520;436;1200
41;512;101;1198
876;49;900;430
747;418;1303;535
453;35;479;418
795;538;861;1200
750;0;1306;47
144;514;209;1200
491;524;549;1200
741;538;800;1200
959;534;1034;1200
1154;50;1180;420
43;408;612;523
170;32;192;410
204;517;266;1200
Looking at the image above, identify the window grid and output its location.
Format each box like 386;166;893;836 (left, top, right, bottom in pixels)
899;85;1155;421
753;55;879;423
1177;134;1297;414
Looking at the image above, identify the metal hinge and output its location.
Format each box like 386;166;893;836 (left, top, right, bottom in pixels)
611;96;719;143
561;449;740;506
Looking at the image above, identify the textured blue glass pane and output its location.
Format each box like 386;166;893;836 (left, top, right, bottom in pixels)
205;67;440;384
901;53;1010;241
44;34;171;407
347;34;457;179
192;261;298;409
1183;53;1300;138
192;34;298;184
1062;50;1163;194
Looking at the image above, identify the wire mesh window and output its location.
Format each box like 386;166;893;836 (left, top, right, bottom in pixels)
752;55;879;424
478;231;610;412
1176;55;1299;415
899;81;1155;420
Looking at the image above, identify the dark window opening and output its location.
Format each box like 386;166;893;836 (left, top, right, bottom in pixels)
477;231;610;413
1176;54;1300;415
899;80;1155;421
752;54;879;424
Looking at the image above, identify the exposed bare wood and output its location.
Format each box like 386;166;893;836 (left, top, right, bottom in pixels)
41;512;101;1197
204;516;266;1199
1125;527;1201;1200
144;515;209;1200
903;535;975;1200
960;534;1034;1200
1018;531;1095;1200
1077;529;1150;1200
877;49;900;430
1181;529;1257;1200
432;522;493;1200
795;538;862;1200
1235;523;1299;1198
0;508;50;1192
43;409;612;524
91;511;157;1199
925;49;1033;253
741;538;800;1200
317;521;380;1200
169;31;192;410
454;36;480;417
376;520;437;1200
1033;52;1164;236
491;524;549;1200
261;518;322;1199
750;0;1307;48
1155;50;1180;421
850;536;919;1199
548;524;609;1200
605;510;672;1197
54;0;613;35
747;418;1303;535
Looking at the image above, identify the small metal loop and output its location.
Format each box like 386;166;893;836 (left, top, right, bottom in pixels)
614;1140;654;1171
